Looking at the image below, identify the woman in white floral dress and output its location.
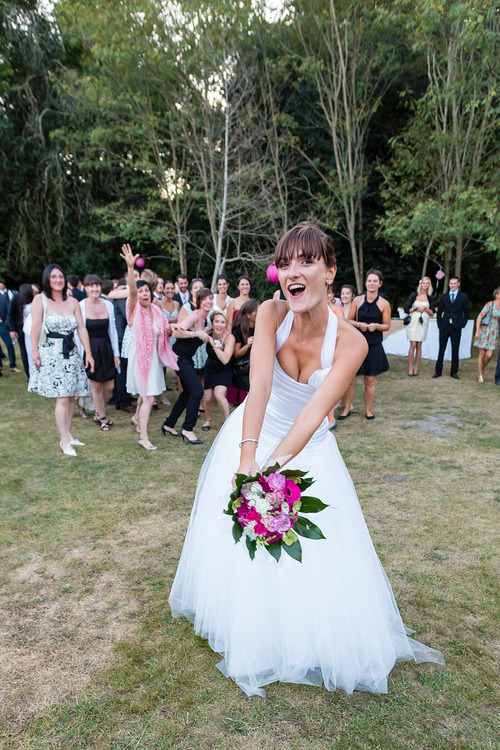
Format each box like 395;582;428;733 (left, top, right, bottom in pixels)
29;264;94;456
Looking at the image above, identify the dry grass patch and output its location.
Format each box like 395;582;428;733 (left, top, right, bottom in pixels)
0;357;499;749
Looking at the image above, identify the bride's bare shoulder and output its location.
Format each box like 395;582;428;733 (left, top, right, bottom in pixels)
256;299;289;329
335;317;368;356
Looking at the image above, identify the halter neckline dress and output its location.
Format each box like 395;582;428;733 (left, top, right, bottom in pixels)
169;307;444;696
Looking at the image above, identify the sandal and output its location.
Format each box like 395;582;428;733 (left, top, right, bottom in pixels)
131;415;140;433
202;421;212;431
98;419;110;431
78;407;90;419
95;413;113;428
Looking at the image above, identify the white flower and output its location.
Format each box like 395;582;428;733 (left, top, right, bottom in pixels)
241;482;265;504
255;496;271;515
243;521;258;541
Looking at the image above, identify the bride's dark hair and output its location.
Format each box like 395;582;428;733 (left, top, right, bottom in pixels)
275;222;336;269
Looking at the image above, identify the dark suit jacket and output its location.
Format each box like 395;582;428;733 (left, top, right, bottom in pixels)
436;290;470;330
71;287;86;301
0;292;12;328
173;292;190;307
113;298;128;347
6;293;23;335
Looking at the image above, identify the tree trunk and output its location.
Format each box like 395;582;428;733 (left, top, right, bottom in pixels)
421;237;434;278
454;234;463;279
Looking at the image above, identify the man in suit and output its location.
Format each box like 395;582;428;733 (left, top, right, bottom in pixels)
432;276;470;379
67;274;86;301
173;273;190;306
0;281;21;372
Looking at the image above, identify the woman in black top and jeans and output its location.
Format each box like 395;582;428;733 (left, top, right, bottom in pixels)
162;288;212;444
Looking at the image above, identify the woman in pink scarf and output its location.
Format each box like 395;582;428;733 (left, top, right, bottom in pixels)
121;244;178;450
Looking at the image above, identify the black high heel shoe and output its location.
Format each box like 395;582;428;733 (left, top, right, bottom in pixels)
181;431;204;445
161;424;180;437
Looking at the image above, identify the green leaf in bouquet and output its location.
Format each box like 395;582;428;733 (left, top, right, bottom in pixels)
282;529;298;546
283;538;302;562
234;473;250;488
262;462;281;476
298;477;314;491
281;469;309;478
292;499;301;514
294;516;326;540
266;542;282;562
298;496;328;513
232;522;243;543
246;537;257;560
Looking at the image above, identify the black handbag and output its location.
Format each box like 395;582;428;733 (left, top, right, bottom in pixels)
480;313;491;327
403;314;411;325
232;357;250;391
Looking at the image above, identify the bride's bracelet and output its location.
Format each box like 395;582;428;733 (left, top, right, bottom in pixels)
239;439;259;448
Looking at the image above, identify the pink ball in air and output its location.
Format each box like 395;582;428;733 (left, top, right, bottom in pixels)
136;257;145;268
266;263;279;283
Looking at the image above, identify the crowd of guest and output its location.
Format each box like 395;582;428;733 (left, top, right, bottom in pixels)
1;249;498;456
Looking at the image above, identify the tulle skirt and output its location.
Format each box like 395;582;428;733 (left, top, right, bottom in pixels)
169;402;444;697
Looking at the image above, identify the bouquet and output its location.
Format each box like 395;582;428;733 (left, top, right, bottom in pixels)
225;465;328;563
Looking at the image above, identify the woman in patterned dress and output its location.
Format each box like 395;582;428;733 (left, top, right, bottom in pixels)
29;264;94;456
473;286;500;383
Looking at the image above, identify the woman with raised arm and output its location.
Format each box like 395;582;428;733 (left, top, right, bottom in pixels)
28;263;94;456
169;222;444;697
121;244;178;450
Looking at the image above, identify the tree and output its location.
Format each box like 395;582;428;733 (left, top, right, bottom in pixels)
378;1;500;284
290;0;396;291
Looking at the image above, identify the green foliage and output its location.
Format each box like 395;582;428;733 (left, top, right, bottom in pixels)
0;0;497;308
378;0;500;279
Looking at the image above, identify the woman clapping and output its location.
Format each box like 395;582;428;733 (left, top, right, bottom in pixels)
202;310;235;431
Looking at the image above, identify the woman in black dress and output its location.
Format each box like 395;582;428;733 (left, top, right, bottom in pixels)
201;310;235;431
78;275;120;431
344;269;391;420
231;299;259;398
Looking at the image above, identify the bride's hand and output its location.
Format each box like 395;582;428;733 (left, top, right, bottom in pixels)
232;460;259;489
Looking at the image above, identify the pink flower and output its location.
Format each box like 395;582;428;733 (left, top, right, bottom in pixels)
258;476;270;492
266;514;292;535
266;473;286;492
284;479;301;505
254;521;269;536
269;490;284;506
237;505;260;525
435;270;445;280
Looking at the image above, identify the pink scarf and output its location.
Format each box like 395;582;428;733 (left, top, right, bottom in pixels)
126;299;178;399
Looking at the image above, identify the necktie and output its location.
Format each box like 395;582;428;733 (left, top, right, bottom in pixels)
450;293;456;303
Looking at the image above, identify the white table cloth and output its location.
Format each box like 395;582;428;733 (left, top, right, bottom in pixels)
383;319;474;360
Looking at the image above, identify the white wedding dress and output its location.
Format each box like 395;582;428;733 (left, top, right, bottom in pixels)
169;307;444;697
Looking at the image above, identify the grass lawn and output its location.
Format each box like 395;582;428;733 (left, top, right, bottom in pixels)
0;354;498;749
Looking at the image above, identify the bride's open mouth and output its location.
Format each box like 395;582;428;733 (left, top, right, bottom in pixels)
288;284;306;298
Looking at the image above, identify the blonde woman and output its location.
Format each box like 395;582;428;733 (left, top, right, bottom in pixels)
404;277;436;377
202;309;235;431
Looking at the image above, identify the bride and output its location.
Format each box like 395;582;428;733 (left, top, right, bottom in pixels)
169;222;444;697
